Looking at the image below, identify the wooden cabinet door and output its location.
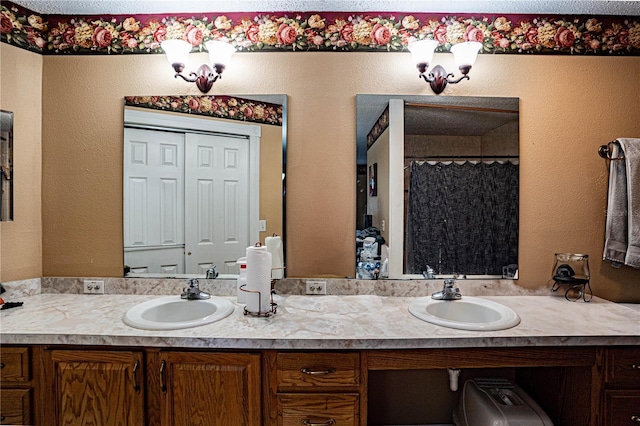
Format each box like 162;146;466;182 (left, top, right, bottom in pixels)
159;352;261;426
605;347;640;386
603;390;640;426
48;350;144;426
0;346;33;424
0;388;31;425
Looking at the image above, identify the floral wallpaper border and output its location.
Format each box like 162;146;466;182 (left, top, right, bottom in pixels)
125;95;283;126
2;1;639;56
367;107;389;150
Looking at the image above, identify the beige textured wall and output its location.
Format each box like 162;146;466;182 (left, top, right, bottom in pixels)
37;50;640;301
257;122;284;240
0;44;42;282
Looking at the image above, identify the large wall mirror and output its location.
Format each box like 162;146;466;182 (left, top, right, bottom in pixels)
356;95;519;280
1;110;13;222
123;94;286;278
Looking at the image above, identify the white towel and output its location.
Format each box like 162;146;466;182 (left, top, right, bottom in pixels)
265;235;284;279
603;138;640;268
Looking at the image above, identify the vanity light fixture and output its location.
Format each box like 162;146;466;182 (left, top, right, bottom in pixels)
161;39;235;93
408;40;482;94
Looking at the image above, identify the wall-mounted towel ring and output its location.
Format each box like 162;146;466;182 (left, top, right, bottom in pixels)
599;141;625;161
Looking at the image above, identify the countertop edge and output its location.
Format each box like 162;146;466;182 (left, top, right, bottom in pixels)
2;334;639;350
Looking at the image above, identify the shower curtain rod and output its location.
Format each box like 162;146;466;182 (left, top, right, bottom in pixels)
406;155;519;159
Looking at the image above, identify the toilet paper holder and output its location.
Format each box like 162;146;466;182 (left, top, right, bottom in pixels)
240;281;278;317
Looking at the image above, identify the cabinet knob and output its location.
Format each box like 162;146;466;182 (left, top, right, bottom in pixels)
301;419;335;426
300;367;336;376
631;415;640;423
632;364;639;369
0;362;4;369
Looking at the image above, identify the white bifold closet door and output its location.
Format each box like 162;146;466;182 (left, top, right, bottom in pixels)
123;128;185;274
184;133;250;275
124;129;250;275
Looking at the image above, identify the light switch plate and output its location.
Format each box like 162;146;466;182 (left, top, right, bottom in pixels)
259;220;267;232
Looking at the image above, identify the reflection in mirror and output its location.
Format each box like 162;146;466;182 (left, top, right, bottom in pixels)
356;95;519;280
123;95;286;278
1;110;13;222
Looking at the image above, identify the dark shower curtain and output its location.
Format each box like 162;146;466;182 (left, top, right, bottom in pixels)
406;161;519;276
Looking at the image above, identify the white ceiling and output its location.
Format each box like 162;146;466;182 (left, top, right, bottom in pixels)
12;0;640;15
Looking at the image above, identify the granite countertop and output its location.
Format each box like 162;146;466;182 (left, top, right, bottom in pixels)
1;294;638;350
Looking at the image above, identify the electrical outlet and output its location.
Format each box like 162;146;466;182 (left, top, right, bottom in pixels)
305;280;327;295
84;279;105;294
259;220;267;232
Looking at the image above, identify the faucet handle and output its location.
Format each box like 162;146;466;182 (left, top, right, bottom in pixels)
206;265;218;279
444;278;456;288
185;278;199;291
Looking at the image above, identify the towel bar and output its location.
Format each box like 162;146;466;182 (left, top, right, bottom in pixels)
598;141;625;161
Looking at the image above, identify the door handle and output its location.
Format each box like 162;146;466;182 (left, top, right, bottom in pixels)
301;419;335;426
300;367;336;376
160;360;167;393
132;360;141;393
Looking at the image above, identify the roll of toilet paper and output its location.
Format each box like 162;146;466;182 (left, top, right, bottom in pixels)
265;235;284;279
245;245;272;314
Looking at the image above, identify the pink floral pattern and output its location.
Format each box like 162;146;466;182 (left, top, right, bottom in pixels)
367;107;389;149
2;1;639;55
124;95;283;126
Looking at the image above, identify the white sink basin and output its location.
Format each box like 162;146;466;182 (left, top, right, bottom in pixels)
408;296;520;331
123;296;235;330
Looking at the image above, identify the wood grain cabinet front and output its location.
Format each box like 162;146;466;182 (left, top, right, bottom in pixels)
39;348;261;426
605;347;640;387
276;352;360;391
278;393;359;426
0;347;33;425
266;352;362;426
43;349;145;426
602;347;640;426
0;388;31;425
156;351;262;426
603;390;640;425
0;347;30;382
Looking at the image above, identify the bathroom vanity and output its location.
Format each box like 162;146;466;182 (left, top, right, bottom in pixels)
0;293;638;425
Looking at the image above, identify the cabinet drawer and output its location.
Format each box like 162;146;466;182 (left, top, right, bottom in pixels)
606;348;640;386
278;393;359;426
0;347;30;382
0;388;31;425
603;390;640;425
277;352;359;389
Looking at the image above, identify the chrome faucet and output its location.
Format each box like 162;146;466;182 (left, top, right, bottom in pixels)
206;265;218;279
181;278;210;300
423;265;435;279
432;278;462;300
